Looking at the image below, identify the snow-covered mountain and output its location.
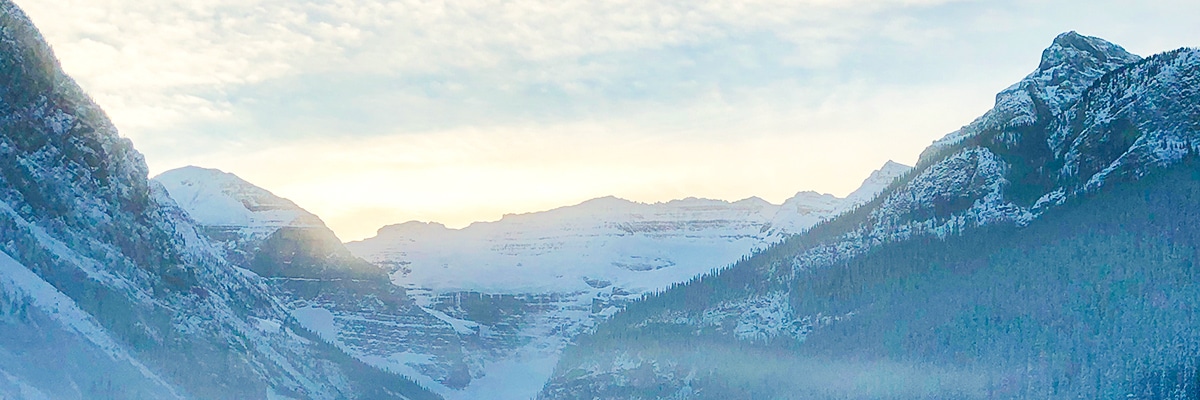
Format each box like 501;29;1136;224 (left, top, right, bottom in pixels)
340;161;908;398
154;166;384;280
155;166;322;231
153;167;476;393
0;2;435;398
351;161;907;296
541;32;1200;399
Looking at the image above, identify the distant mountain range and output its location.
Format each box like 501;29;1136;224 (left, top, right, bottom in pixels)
349;160;909;296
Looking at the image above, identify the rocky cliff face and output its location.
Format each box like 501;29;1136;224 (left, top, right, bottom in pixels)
541;32;1200;399
0;2;436;399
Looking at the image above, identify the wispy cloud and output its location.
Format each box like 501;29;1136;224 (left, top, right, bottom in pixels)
22;0;969;133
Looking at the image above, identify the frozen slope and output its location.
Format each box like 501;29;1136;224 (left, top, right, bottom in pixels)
357;196;780;294
0;250;179;399
768;160;909;237
154;166;320;231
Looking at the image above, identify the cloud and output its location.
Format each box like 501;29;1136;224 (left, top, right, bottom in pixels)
19;0;968;134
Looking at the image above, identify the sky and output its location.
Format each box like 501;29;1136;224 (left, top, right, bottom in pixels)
15;0;1200;241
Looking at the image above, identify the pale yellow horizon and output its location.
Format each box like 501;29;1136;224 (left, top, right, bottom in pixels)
139;105;976;242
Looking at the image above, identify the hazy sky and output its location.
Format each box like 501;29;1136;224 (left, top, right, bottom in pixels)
17;0;1200;241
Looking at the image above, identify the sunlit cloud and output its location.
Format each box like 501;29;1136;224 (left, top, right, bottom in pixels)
22;0;973;133
15;0;1200;240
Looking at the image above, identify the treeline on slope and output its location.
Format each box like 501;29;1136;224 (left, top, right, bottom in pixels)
789;155;1200;398
554;157;1200;398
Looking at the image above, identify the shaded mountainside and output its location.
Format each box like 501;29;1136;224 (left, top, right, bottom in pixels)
0;2;436;399
542;32;1200;399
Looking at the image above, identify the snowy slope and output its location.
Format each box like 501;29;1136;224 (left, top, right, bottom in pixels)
155;166;322;231
0;250;180;399
355;196;778;294
153;167;376;279
843;160;911;206
768;160;909;237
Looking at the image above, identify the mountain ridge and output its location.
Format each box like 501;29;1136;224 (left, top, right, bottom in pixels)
365;159;909;240
540;31;1200;399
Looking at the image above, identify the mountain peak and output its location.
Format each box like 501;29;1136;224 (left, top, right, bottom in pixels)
879;160;911;174
1038;31;1139;72
170;164;220;173
153;166;320;229
924;32;1143;157
154;165;250;190
374;220;452;238
733;196;773;207
842;160;911;207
